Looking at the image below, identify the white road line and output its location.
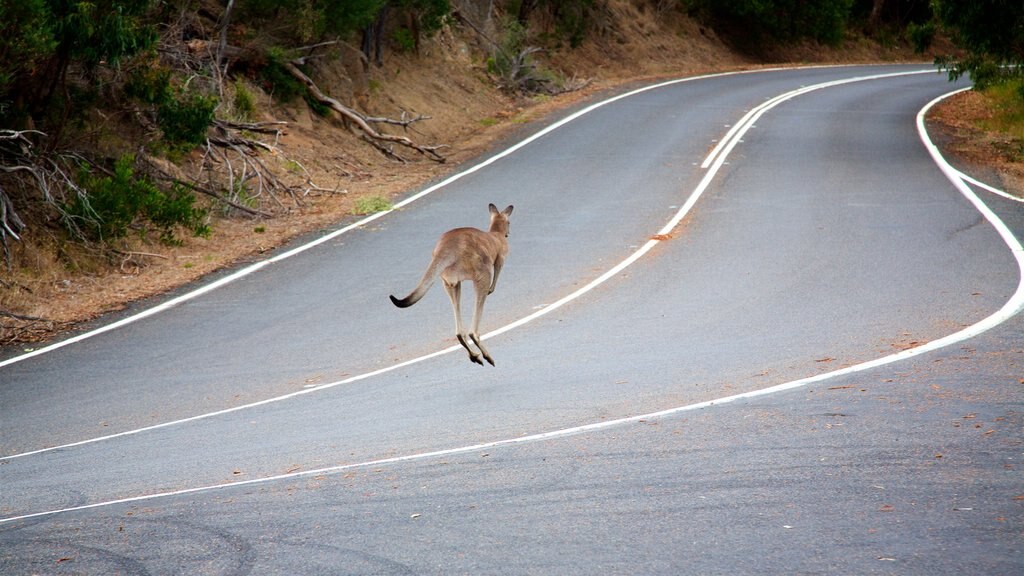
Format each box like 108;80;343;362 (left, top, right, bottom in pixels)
2;81;1021;525
699;70;935;169
960;170;1024;203
1;68;934;462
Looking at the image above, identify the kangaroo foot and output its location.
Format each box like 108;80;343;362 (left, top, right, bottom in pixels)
457;334;485;365
470;334;495;367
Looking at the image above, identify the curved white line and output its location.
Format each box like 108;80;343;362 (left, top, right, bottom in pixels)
1;68;935;462
2;83;1021;525
959;170;1024;203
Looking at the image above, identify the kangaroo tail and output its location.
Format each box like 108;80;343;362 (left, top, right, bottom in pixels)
390;254;447;308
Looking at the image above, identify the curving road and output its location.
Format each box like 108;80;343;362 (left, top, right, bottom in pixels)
2;65;1022;574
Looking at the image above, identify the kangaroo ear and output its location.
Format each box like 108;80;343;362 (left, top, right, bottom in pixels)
489;203;498;215
502;205;514;216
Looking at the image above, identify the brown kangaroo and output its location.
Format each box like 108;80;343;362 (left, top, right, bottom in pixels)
390;203;514;366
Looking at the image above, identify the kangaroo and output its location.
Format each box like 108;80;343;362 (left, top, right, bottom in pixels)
390;203;514;366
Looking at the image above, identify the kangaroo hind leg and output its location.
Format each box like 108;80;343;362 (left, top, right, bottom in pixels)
443;279;484;366
468;278;495;366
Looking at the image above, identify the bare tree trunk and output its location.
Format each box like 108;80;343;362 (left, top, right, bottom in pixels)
362;4;388;66
868;0;886;33
517;0;537;26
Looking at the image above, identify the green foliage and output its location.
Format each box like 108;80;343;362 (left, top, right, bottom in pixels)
259;47;306;102
688;0;853;47
392;28;417;53
487;17;529;78
237;0;386;42
126;63;216;148
515;0;594;48
157;89;218;148
0;0;157;125
232;81;257;120
551;0;593;48
125;64;172;104
0;0;56;102
979;79;1024;140
304;92;331;116
906;21;935;54
933;0;1024;89
394;0;451;35
50;0;157;67
66;154;209;243
353;195;392;214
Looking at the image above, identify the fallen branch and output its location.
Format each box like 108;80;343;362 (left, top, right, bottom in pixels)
0;310;51;322
281;60;446;163
212;119;287;137
142;158;273;218
363;111;432;129
0;313;70;345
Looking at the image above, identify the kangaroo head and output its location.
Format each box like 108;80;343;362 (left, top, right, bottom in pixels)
488;203;514;238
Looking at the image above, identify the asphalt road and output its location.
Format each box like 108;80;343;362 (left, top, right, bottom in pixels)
2;65;1022;574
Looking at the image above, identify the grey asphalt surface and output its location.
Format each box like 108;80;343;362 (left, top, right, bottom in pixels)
2;65;1021;574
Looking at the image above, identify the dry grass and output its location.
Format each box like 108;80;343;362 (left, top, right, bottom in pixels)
929;86;1024;198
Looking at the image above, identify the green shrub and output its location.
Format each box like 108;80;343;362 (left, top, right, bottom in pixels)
65;155;209;243
233;81;257;120
353;195;392;214
157;90;218;147
125;64;172;105
392;28;416;53
689;0;853;47
260;47;306;102
126;65;217;149
906;21;935;54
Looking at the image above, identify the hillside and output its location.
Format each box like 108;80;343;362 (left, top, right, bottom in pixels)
0;1;977;345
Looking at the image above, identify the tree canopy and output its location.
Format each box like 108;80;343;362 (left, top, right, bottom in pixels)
933;0;1024;88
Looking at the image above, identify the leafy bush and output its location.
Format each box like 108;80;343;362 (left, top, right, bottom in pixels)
125;64;172;104
394;0;451;35
689;0;854;47
0;0;56;108
906;21;935;54
933;0;1023;89
392;28;417;53
259;47;306;102
157;90;218;148
126;64;217;148
232;81;257;120
0;0;157;126
65;155;209;243
238;0;386;42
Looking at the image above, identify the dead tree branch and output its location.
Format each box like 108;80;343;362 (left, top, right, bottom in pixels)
281;60;447;163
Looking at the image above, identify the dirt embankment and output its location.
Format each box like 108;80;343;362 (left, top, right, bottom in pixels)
1;2;995;346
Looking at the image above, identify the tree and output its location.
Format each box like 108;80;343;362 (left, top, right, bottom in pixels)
933;0;1024;88
0;0;157;128
690;0;854;48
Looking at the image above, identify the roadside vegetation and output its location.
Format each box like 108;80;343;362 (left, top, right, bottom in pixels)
0;0;1020;344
